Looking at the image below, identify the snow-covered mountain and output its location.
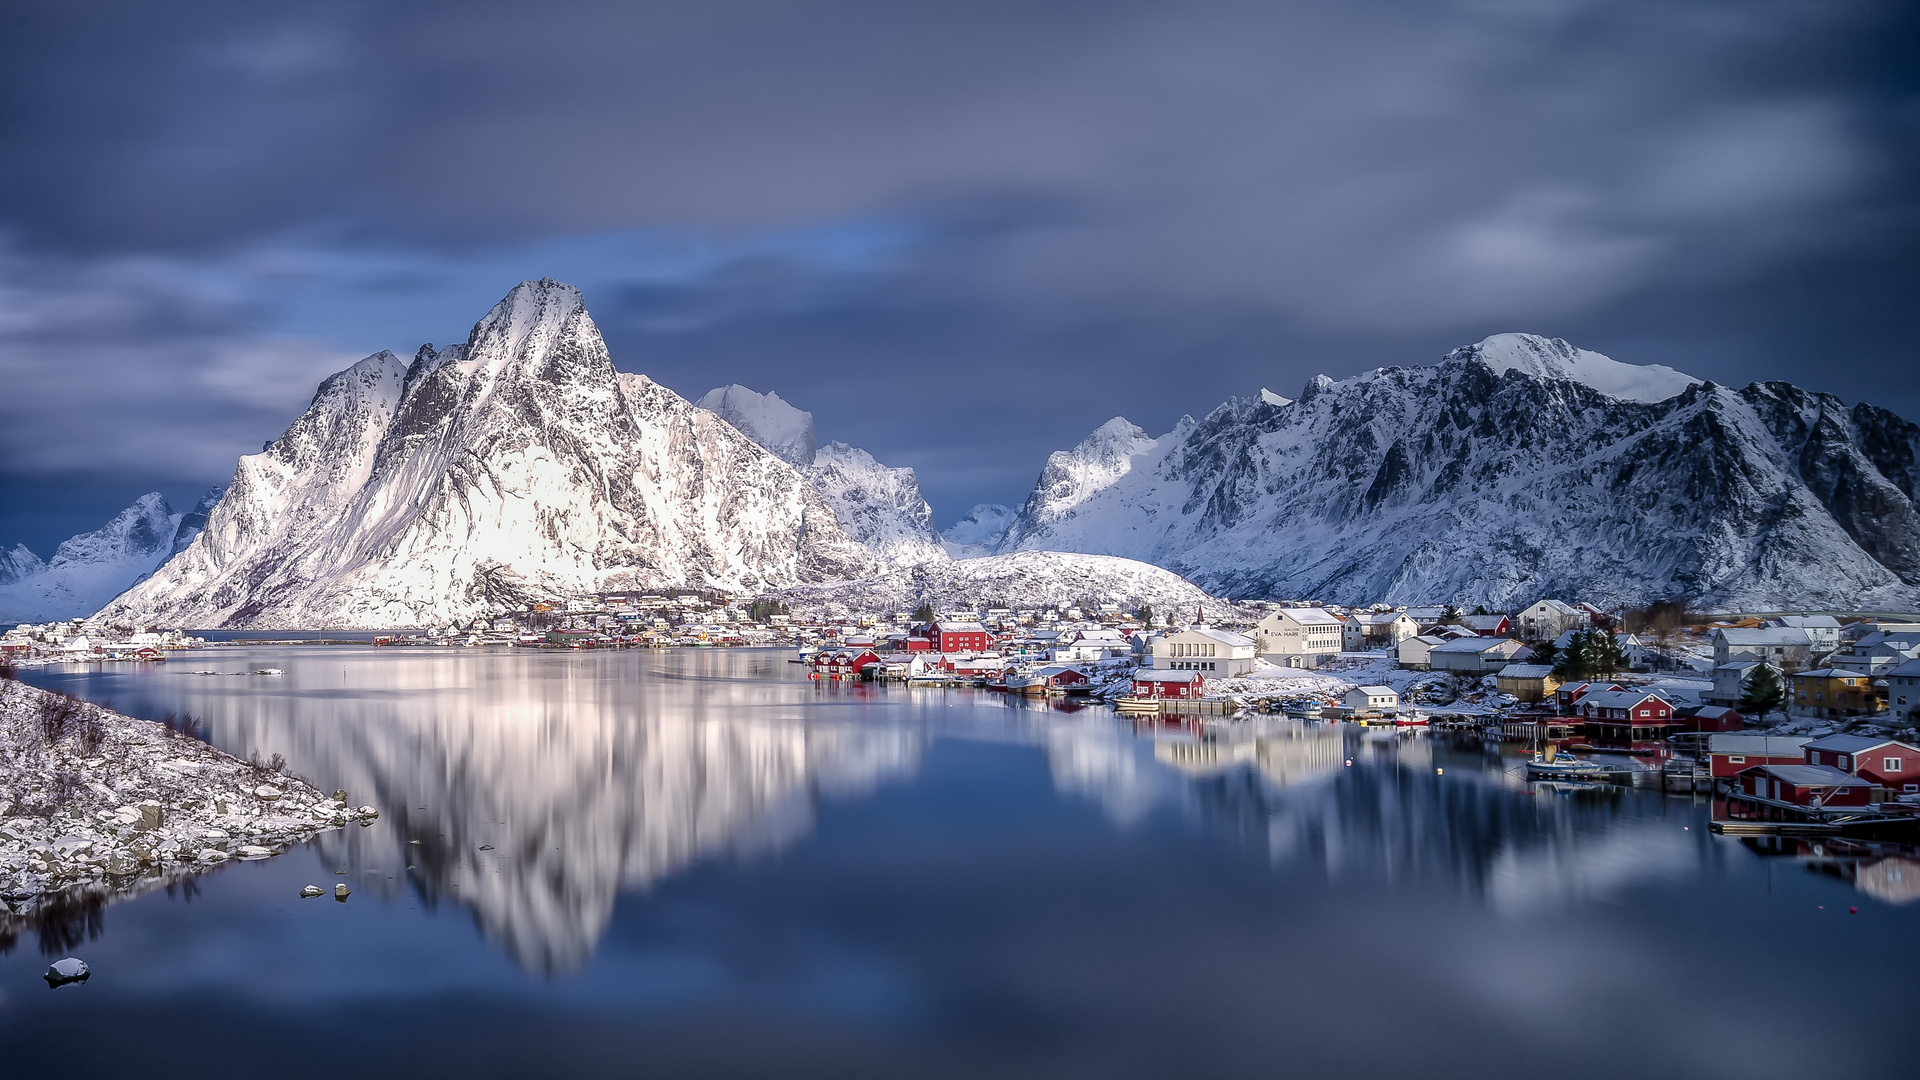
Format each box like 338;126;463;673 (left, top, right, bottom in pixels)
0;490;221;623
694;384;817;465
996;333;1920;611
99;281;874;629
696;384;949;565
940;503;1016;557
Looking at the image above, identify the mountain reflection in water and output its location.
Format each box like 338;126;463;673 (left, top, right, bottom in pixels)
26;648;1743;975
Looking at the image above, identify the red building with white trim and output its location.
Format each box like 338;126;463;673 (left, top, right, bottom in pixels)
1733;764;1872;808
1132;670;1203;699
1803;734;1920;794
931;621;992;654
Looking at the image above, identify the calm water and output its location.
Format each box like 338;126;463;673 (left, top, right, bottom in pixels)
5;647;1915;1079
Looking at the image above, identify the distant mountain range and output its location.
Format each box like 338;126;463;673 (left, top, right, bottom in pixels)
11;285;1915;627
0;490;219;623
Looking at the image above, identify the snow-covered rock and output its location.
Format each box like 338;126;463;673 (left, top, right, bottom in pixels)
694;384;817;465
44;957;89;986
0;678;377;927
996;334;1920;611
0;492;222;623
804;442;948;565
1457;333;1700;404
940;503;1016;558
999;417;1161;553
97;281;874;629
696;384;948;565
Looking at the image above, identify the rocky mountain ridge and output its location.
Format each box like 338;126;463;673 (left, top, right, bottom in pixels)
993;333;1920;611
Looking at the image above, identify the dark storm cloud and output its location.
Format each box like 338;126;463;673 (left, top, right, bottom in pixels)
2;0;1916;549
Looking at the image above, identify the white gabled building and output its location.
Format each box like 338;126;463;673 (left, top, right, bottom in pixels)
1152;627;1257;676
1397;634;1449;670
1342;611;1419;651
1517;599;1585;641
1712;627;1813;672
1255;608;1344;669
1343;686;1400;713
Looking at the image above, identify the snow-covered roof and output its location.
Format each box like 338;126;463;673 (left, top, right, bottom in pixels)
1267;608;1342;626
1709;735;1809;754
1804;733;1910;753
1168;627;1255;648
1135;670;1201;684
1431;637;1517;653
1498;664;1556;679
1351;685;1396;696
1581;690;1667;709
1715;627;1812;646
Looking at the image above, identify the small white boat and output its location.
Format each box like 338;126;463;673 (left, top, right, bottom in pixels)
1524;743;1607;780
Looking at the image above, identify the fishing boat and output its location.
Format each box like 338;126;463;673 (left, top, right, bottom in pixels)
1524;741;1609;781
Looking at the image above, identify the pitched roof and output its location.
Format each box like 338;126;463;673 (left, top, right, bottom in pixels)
1745;763;1866;788
1709;735;1809;754
1267;607;1342;626
1136;670;1202;683
1804;733;1911;753
1580;690;1668;709
1498;664;1557;678
1351;685;1396;696
1715;627;1812;646
1432;637;1518;653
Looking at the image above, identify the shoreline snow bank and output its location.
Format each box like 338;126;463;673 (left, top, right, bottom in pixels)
1;678;377;926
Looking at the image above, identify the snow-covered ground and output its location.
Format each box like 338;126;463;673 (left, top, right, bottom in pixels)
1;678;378;924
1196;652;1473;707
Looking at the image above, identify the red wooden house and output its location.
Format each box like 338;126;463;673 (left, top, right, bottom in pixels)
1803;734;1920;794
931;621;992;654
811;649;881;680
1555;681;1623;714
1672;705;1746;732
1132;670;1203;699
1733;764;1873;808
1707;735;1811;779
1578;690;1676;741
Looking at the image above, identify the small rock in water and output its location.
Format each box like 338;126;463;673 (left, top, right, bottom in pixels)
45;957;90;988
334;883;350;901
237;845;275;858
300;885;324;898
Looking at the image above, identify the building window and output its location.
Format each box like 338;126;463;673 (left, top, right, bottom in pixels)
1887;758;1904;773
1728;755;1745;764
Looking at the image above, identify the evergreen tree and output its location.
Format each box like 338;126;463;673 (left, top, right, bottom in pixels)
912;601;936;623
1740;665;1785;721
1136;605;1154;628
1530;639;1559;668
1471;604;1491;617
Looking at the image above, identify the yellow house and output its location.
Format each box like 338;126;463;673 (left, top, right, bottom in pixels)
1496;663;1564;704
1791;667;1875;718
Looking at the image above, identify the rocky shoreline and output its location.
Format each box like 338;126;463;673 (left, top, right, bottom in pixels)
1;676;377;930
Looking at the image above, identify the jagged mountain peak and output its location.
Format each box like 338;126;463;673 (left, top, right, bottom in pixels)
941;503;1015;558
696;384;817;465
1448;332;1700;404
99;282;875;628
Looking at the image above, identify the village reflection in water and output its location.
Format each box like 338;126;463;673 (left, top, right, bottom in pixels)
20;646;1918;976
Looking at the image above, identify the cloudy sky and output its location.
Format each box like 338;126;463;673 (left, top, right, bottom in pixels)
2;0;1915;553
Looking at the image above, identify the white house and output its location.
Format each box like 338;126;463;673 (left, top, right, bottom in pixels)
1152;627;1257;676
1766;615;1842;655
1708;661;1775;708
1255;608;1344;669
1343;686;1400;713
1342;611;1419;651
1396;634;1449;670
1430;637;1531;672
1517;599;1586;641
1055;628;1134;662
1711;627;1813;672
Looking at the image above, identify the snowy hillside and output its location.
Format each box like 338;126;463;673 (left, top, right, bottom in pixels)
997;332;1920;611
940;503;1015;557
100;280;874;629
696;384;948;565
0;491;220;623
769;550;1227;616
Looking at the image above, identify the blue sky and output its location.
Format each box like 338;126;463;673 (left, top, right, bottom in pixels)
2;0;1916;553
